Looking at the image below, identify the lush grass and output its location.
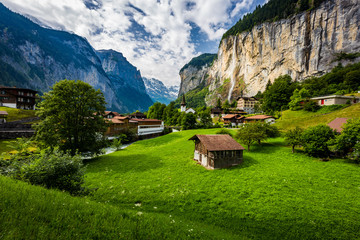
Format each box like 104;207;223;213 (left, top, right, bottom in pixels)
275;103;360;131
0;139;16;153
0;106;37;122
2;129;360;239
0;175;237;239
83;129;360;239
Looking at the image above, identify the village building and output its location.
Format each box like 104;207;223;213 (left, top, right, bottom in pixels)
189;134;245;169
222;114;245;127
310;95;360;106
236;96;259;114
103;111;164;137
244;115;275;124
327;118;349;133
180;95;196;114
130;112;147;119
210;107;223;118
0;86;37;110
0;111;8;124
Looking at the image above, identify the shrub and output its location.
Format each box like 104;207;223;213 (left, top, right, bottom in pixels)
301;125;336;158
303;101;319;112
216;128;233;137
235;123;267;151
285;127;304;153
1;148;86;195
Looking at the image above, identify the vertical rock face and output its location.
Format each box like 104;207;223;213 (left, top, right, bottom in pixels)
205;0;360;105
178;53;217;97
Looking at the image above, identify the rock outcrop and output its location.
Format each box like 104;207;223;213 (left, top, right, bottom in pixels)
205;0;360;105
143;77;178;104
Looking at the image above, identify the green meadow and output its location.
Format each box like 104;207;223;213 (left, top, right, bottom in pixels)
2;129;359;239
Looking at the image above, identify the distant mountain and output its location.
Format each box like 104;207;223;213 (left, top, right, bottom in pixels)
143;77;178;105
0;3;152;113
96;50;153;112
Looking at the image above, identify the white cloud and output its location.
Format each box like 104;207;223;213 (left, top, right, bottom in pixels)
0;0;252;87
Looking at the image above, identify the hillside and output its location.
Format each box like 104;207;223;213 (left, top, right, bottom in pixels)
275;103;360;130
0;106;36;122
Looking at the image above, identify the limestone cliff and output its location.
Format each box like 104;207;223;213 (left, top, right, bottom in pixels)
178;54;216;97
205;0;360;105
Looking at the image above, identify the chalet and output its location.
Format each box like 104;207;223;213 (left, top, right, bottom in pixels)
0;111;8;124
130;112;147;119
222;114;244;127
210;107;223;118
0;86;37;110
244;115;275;124
131;118;164;136
310;95;360;106
104;111;121;119
189;134;245;169
103;111;164;137
328;118;349;133
236;96;259;114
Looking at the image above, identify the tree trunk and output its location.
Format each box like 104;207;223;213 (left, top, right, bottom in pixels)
292;145;295;153
247;145;250;151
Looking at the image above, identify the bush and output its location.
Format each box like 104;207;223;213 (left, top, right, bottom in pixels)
303;101;320;112
285;127;304;153
1;148;86;195
216;128;233;137
301;125;336;158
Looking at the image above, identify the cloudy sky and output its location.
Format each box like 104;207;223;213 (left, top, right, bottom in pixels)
1;0;266;87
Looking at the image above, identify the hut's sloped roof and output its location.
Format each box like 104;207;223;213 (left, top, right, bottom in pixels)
245;115;273;120
189;134;245;151
328;118;348;133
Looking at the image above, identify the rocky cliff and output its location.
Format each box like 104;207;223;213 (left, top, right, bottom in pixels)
205;0;360;105
96;50;153;112
178;54;216;97
0;3;152;113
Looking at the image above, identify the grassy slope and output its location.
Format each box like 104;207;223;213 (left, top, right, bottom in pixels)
83;129;360;239
0;106;37;122
0;174;237;239
0;139;16;153
275;103;360;130
2;129;360;239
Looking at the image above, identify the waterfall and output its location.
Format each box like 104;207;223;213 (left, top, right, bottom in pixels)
227;36;237;102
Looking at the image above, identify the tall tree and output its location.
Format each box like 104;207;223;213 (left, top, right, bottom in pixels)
262;75;296;113
35;80;107;155
285;127;304;153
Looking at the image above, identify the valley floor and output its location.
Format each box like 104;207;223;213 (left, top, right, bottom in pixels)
2;129;360;239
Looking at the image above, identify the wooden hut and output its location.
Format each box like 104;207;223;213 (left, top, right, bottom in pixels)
189;134;245;169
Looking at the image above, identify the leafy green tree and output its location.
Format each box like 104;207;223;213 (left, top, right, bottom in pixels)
35;80;107;155
112;134;127;151
147;102;166;120
301;125;335;158
216;98;222;108
235;123;267;151
198;110;212;128
262;75;297;113
285;127;304;153
329;118;360;158
344;70;360;90
288;88;310;110
181;112;197;130
216;128;233;137
303;101;319;112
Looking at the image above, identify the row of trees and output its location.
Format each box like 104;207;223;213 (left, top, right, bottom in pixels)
257;62;360;114
285;119;360;161
147;102;213;129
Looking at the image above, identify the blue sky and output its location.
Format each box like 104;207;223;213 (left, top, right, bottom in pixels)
1;0;266;86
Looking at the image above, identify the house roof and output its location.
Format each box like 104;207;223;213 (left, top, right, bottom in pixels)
131;118;162;123
236;96;258;101
310;95;360;100
328;118;349;133
245;115;274;120
104;111;121;116
189;134;245;151
211;107;223;114
0;111;8;115
0;86;38;93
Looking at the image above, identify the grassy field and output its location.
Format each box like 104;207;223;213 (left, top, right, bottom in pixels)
0;139;17;153
1;129;360;239
275;103;360;130
0;106;37;122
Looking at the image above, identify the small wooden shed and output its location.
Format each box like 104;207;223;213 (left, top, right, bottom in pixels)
189;134;245;169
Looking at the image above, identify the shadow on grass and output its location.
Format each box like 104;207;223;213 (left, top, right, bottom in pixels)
85;153;164;174
228;155;258;170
